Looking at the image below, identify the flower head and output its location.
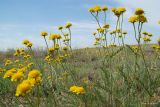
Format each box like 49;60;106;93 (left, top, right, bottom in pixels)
103;24;110;29
3;68;16;78
101;6;108;11
58;26;63;30
22;40;30;45
48;47;55;53
135;8;144;15
11;72;24;82
137;15;147;23
49;34;61;40
15;80;32;96
4;59;12;66
128;15;138;23
69;85;85;94
26;42;33;48
65;22;72;28
63;46;69;51
41;32;48;37
28;69;41;79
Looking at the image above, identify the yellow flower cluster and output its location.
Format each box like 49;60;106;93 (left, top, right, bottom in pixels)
128;8;147;23
89;5;108;13
11;71;24;81
28;69;42;86
15;69;42;96
132;45;139;52
57;22;72;50
142;31;152;42
16;80;32;96
69;85;85;94
111;7;126;17
14;48;25;56
3;68;16;78
49;34;61;40
45;55;53;63
22;40;33;48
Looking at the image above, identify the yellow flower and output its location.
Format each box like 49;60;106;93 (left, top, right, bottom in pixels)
15;80;32;96
28;78;36;86
48;47;55;53
24;54;31;59
15;60;19;63
143;36;151;42
63;46;68;51
45;55;52;63
123;31;127;35
26;42;33;48
58;26;63;30
89;7;94;13
92;32;96;36
103;24;110;29
4;59;12;66
108;44;117;48
3;71;14;78
69;85;85;94
64;33;69;36
95;38;100;41
22;40;30;45
55;44;60;50
132;45;139;52
27;63;34;68
19;64;25;68
28;69;41;79
116;29;121;33
3;68;17;78
17;67;26;73
148;33;153;37
117;7;126;13
142;31;148;35
14;52;18;56
11;72;24;82
101;6;108;11
138;15;147;23
28;70;42;86
97;28;105;33
110;31;113;35
93;5;101;12
65;22;72;28
0;68;4;73
111;8;125;17
49;34;61;40
111;8;116;13
135;8;144;15
20;51;25;56
41;32;48;37
151;45;157;49
128;15;138;23
29;77;42;86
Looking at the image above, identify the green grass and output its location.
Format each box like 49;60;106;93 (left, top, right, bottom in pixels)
0;45;160;107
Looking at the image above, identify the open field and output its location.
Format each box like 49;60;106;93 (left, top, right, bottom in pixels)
0;5;160;107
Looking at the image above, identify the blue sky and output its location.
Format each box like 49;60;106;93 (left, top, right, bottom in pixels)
0;0;160;50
